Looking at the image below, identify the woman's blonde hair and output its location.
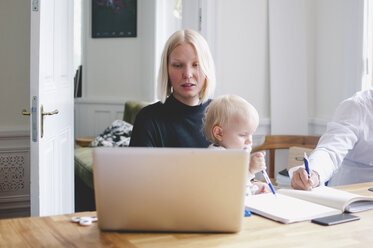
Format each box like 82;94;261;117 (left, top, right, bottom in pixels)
157;29;216;104
203;95;258;144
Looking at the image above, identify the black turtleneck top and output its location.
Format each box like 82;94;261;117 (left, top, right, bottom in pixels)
129;95;211;147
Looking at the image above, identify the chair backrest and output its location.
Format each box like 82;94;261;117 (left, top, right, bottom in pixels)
251;135;320;178
287;146;314;171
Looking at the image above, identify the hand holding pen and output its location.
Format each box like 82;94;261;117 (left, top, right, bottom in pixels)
261;170;276;196
303;152;310;179
290;153;320;190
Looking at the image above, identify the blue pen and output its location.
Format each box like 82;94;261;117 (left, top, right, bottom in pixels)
304;152;310;178
261;170;276;196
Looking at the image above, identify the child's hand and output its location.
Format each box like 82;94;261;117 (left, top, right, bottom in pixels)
251;181;271;194
249;151;266;175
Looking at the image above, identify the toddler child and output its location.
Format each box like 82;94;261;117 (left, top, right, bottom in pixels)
203;94;269;195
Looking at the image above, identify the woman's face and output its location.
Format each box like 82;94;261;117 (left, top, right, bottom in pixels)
168;42;206;106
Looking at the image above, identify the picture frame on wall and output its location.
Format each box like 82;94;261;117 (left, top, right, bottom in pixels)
92;0;137;38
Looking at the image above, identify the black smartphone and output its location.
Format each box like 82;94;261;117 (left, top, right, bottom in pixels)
311;213;360;226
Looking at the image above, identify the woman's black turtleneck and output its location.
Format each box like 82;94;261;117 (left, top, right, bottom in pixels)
129;95;211;147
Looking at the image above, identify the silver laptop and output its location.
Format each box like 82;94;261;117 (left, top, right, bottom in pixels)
93;147;250;233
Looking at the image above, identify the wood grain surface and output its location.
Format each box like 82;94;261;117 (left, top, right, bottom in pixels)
1;182;372;247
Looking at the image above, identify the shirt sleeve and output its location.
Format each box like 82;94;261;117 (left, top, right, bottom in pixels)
308;97;362;185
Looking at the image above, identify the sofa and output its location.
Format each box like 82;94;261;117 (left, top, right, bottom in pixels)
74;101;149;212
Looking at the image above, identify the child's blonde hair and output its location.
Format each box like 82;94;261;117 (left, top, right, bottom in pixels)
203;94;258;144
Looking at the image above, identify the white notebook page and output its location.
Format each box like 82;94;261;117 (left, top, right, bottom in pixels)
245;193;342;224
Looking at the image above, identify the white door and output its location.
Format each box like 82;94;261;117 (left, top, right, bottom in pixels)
29;0;74;216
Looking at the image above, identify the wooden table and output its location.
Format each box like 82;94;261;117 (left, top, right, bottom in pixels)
1;182;373;247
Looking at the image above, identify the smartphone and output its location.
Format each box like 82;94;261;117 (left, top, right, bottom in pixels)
311;213;360;226
368;188;373;192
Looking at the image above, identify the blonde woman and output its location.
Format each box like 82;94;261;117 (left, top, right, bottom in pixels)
130;29;216;147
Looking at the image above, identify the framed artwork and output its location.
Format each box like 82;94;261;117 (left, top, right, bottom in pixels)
92;0;137;38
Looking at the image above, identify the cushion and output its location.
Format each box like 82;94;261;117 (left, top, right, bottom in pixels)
123;101;150;124
74;147;94;188
90;120;133;147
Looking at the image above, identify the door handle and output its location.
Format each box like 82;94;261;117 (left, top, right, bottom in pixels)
41;105;59;138
42;109;59;116
22;109;31;116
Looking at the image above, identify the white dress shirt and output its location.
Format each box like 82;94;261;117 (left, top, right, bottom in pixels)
290;89;373;186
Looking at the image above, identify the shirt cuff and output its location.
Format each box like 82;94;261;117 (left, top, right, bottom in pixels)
247;172;255;181
288;153;329;186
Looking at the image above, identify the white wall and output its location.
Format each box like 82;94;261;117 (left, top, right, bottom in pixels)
81;0;364;121
155;0;183;100
0;0;366;181
267;0;364;129
0;1;30;132
77;0;365;140
214;0;270;120
269;0;309;134
266;0;364;174
0;1;31;218
0;0;365;133
81;0;270;118
83;0;156;102
314;0;364;120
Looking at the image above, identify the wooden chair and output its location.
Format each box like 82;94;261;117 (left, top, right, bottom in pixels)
251;135;320;178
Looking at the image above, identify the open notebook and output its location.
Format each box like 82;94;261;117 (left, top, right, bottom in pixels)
245;186;373;224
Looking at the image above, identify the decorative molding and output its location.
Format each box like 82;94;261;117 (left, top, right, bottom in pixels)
0;152;29;194
308;118;328;136
0;130;30;218
0;129;30;151
0;194;30;218
0;195;30;210
0;129;29;138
